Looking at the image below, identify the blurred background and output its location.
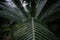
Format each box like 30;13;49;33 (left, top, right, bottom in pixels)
0;0;60;40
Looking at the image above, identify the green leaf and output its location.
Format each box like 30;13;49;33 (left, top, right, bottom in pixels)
13;17;56;40
35;0;47;18
0;0;58;40
37;1;60;21
13;0;30;18
0;3;27;22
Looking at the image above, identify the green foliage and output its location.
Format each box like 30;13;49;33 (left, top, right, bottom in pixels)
0;0;59;40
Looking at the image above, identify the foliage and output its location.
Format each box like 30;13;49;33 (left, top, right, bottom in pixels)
0;0;60;40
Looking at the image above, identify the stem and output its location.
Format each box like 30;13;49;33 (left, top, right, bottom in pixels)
32;17;35;40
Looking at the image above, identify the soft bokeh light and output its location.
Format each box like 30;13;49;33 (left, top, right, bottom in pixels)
6;0;16;8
